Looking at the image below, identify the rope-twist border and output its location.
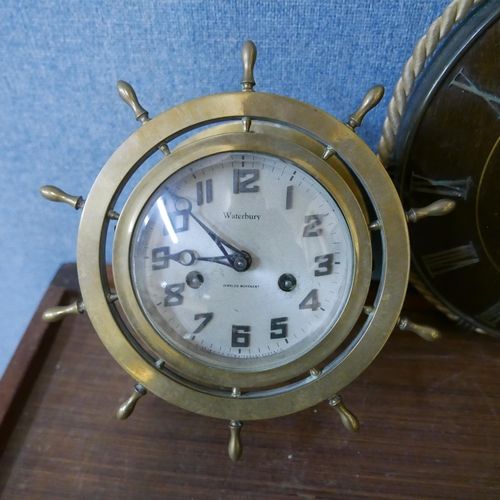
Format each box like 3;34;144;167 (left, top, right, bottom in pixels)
378;0;483;166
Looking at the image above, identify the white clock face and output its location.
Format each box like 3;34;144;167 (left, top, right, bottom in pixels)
130;151;355;372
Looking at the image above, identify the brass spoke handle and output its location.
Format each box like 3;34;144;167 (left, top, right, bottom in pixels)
406;199;455;223
329;395;359;433
228;420;243;461
398;316;442;341
40;185;84;210
42;300;85;322
116;384;147;420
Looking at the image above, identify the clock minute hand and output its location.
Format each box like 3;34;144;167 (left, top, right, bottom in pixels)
170;194;252;272
188;211;253;272
188;211;238;255
167;250;236;268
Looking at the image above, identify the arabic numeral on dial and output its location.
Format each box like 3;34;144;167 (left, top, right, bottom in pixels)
233;169;259;194
196;179;213;205
231;325;250;347
286;185;293;210
270;317;288;339
299;289;321;311
193;312;214;333
152;246;170;270
302;214;324;237
314;253;334;276
163;210;189;235
164;283;185;307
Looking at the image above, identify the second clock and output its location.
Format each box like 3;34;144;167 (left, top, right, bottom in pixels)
394;0;500;336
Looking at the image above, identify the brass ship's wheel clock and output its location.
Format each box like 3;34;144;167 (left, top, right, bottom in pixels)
41;41;451;460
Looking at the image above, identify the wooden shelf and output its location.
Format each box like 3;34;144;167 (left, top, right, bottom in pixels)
1;263;499;499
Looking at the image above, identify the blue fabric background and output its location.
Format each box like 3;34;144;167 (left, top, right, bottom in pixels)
0;0;454;376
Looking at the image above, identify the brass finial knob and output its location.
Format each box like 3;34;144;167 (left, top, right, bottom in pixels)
398;316;442;341
116;80;170;155
107;210;120;220
42;300;85;322
241;116;252;132
363;305;374;315
329;395;359;432
347;84;385;131
241;40;257;92
40;185;84;210
117;80;150;124
368;220;382;231
228;420;243;461
322;146;335;161
116;384;147;420
406;199;456;223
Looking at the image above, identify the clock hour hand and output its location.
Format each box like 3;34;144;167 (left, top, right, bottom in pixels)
168;250;236;268
197;255;234;267
197;252;252;271
170;194;252;272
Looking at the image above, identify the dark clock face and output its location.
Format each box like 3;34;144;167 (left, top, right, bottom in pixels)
395;1;500;335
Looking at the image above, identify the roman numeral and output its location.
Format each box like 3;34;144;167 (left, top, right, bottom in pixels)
477;301;500;327
422;242;480;277
450;69;500;118
411;173;471;200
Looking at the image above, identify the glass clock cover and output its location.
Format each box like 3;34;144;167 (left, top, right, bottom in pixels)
130;151;355;373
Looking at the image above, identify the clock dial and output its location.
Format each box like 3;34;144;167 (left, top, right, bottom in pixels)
395;1;500;335
131;151;354;372
112;130;374;389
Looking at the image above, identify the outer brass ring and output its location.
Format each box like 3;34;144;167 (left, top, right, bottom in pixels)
77;91;409;420
112;132;371;388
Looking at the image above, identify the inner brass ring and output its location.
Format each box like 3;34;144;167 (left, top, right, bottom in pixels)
113;133;371;388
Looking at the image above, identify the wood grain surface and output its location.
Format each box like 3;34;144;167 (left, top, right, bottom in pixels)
0;265;499;499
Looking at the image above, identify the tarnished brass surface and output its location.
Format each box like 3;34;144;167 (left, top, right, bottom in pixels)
406;199;456;223
42;300;85;323
40;185;84;210
77;90;409;420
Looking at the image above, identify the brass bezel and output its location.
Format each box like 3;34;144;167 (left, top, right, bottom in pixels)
77;91;410;420
112;132;371;388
